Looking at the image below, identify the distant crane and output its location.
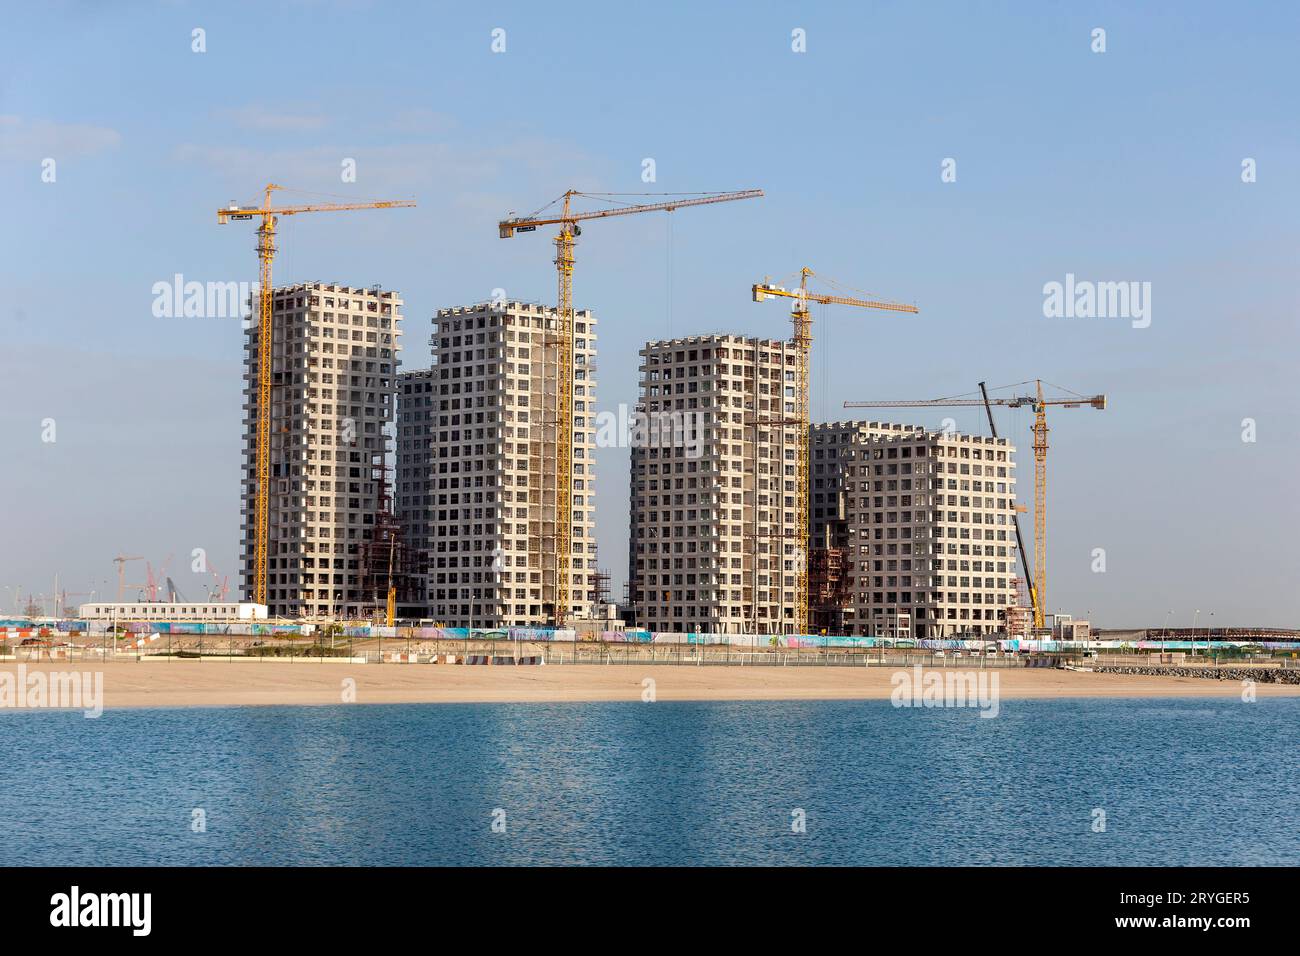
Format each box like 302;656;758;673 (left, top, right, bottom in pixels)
844;380;1105;629
22;593;45;619
57;590;90;619
206;563;230;602
753;267;918;633
217;184;416;607
144;553;174;602
498;188;763;625
112;555;144;602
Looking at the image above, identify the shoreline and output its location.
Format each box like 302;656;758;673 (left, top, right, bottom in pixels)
2;661;1296;711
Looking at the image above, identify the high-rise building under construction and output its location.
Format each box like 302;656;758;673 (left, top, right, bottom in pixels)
810;420;1020;638
628;334;802;634
396;300;598;626
239;282;402;618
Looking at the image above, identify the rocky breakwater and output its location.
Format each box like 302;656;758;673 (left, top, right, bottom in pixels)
1095;665;1300;684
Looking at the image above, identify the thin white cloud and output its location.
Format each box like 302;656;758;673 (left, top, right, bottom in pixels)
0;115;121;161
384;108;458;135
215;105;330;132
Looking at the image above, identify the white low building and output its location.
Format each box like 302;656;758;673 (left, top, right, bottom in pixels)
78;602;269;622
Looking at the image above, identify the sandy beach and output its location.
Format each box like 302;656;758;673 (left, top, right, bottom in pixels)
1;660;1295;710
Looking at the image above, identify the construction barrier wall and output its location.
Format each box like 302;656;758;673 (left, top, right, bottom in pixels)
6;621;1300;654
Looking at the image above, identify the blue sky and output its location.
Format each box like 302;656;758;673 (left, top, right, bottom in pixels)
2;0;1297;626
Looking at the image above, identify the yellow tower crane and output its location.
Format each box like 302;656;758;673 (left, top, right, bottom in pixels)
499;188;762;626
843;380;1105;630
753;268;918;634
218;184;416;607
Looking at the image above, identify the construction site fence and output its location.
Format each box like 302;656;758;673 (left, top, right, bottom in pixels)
537;647;1030;667
7;622;1300;651
7;639;1299;668
0;644;1023;667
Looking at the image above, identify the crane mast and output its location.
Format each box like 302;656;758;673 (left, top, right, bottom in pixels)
218;184;415;608
500;188;762;627
753;268;917;633
1031;380;1049;628
979;381;1039;626
844;381;1104;630
552;193;576;629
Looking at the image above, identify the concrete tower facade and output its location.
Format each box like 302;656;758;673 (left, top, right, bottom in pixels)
629;334;801;634
399;300;598;627
810;420;1020;638
239;282;402;618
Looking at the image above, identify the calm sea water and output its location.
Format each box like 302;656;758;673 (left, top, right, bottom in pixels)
2;698;1296;866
